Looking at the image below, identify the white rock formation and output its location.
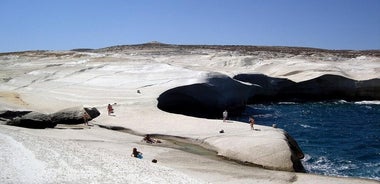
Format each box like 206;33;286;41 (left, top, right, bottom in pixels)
0;44;379;183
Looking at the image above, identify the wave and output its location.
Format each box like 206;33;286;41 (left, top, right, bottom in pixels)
299;124;316;129
247;102;379;180
354;101;380;105
302;154;380;181
255;114;276;118
302;154;312;162
363;163;380;181
278;102;298;105
334;100;348;104
302;155;348;177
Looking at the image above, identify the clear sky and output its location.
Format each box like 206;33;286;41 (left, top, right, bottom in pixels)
1;0;379;52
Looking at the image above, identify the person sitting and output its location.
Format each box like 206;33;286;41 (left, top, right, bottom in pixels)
131;148;143;159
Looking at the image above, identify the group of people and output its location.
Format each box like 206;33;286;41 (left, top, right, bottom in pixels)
222;110;256;130
132;134;162;160
82;103;115;126
87;106;256;162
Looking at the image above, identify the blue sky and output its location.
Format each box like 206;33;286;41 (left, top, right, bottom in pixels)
0;0;379;52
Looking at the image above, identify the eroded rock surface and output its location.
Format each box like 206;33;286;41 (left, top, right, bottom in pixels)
6;112;54;129
2;107;100;128
1;43;379;179
234;74;380;103
158;73;252;118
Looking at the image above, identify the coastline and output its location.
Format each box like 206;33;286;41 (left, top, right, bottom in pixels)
1;118;379;184
1;46;379;183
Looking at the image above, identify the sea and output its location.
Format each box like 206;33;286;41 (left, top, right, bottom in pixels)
235;101;380;181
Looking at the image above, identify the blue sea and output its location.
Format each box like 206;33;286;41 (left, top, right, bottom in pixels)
236;101;380;180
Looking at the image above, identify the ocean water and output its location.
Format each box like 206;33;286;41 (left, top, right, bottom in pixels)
236;101;380;180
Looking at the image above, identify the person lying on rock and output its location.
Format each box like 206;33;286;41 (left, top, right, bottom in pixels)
142;134;162;144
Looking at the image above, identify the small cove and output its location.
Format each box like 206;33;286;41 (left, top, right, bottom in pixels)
97;124;274;170
234;101;380;180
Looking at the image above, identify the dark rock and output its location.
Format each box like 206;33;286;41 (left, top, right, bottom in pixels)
284;132;305;172
84;107;100;119
2;107;100;128
289;75;380;101
51;106;100;124
234;74;296;103
0;110;32;119
234;74;380;103
289;75;356;101
6;111;55;129
51;107;84;124
0;117;8;125
355;78;380;100
157;73;251;118
158;73;379;119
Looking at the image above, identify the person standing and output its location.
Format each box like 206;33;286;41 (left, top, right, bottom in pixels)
249;116;255;130
223;110;228;122
107;104;114;115
83;111;90;126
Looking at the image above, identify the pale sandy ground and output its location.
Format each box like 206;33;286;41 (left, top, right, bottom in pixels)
0;117;377;184
0;49;379;183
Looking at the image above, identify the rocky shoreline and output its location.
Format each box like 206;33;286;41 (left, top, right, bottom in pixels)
158;73;380;118
1;43;379;183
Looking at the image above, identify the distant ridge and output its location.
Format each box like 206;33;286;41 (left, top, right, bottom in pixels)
1;42;380;57
96;42;380;58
